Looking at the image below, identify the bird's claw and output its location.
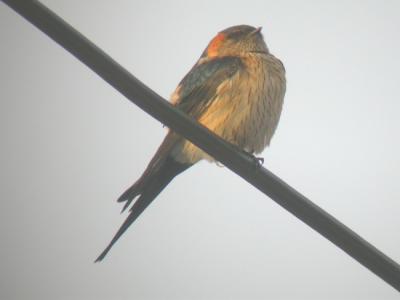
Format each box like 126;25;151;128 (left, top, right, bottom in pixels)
239;149;264;168
254;156;264;166
216;161;225;167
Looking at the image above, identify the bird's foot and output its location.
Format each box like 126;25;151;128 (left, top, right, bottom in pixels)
254;156;264;166
216;161;225;168
240;150;264;168
250;155;264;168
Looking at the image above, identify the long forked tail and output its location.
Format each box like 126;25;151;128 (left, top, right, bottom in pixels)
95;155;191;262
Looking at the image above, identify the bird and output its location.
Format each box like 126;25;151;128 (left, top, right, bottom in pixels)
95;24;286;262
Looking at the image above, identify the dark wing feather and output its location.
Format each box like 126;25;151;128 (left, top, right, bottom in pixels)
116;131;180;212
95;152;190;262
175;56;244;118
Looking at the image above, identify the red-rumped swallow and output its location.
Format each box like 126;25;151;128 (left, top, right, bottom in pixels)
96;25;286;261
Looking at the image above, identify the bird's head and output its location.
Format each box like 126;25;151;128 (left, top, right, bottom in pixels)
203;25;269;58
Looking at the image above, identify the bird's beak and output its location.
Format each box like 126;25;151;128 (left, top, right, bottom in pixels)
250;26;263;35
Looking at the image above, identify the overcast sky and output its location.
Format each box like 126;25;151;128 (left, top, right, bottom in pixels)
1;1;400;299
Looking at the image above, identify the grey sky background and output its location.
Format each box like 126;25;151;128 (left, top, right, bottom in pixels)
1;1;400;299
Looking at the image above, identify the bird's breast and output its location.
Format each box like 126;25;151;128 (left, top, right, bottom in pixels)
175;54;286;164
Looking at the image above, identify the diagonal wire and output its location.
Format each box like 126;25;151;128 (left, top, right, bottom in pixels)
2;0;400;292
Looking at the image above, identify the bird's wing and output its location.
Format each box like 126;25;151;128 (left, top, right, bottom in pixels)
171;56;244;118
95;56;245;262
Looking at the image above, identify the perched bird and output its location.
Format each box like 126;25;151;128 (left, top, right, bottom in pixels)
95;25;286;261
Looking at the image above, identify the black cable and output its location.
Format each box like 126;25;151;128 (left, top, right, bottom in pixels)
3;0;400;291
